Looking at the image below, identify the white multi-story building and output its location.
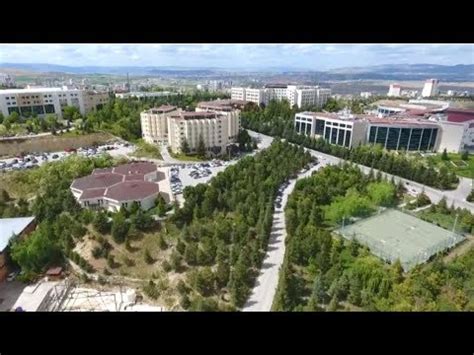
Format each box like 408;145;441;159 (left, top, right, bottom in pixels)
168;111;230;155
140;99;242;155
231;84;331;108
294;112;368;148
295;111;443;152
387;84;401;97
196;99;243;141
430;109;474;153
140;105;180;144
230;87;246;101
360;92;372;99
422;79;440;98
0;86;109;118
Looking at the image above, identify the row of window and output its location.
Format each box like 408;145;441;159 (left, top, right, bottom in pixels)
368;126;438;151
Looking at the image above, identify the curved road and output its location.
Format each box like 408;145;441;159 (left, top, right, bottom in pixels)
243;130;474;312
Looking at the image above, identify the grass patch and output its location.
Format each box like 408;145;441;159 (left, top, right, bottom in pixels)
416;210;463;234
168;148;205;162
425;152;474;179
130;139;162;160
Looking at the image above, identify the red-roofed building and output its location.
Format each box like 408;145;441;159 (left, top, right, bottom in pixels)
70;161;164;212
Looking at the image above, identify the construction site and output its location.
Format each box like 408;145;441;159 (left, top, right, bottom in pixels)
11;277;164;312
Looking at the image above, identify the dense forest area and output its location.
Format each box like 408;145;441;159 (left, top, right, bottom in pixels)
272;164;474;311
241;100;459;190
160;139;313;310
4;140;312;310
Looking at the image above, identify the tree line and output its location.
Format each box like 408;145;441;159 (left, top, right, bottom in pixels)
272;164;474;311
163;139;313;310
241;100;459;190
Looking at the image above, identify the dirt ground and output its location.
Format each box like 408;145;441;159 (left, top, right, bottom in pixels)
74;226;185;310
443;235;474;263
0;132;115;157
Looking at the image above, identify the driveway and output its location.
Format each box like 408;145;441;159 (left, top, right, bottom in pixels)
0;280;27;311
242;161;330;312
247;130;474;213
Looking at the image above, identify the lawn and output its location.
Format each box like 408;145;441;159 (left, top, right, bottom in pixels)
416;210;465;234
425;152;474;179
130;140;163;160
168;148;205;162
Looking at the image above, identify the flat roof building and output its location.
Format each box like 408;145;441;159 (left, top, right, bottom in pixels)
231;85;331;108
140;105;179;145
295;111;446;152
0;87;109;118
140;99;241;156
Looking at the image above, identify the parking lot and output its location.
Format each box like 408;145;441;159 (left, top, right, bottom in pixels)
168;159;234;196
0;141;136;172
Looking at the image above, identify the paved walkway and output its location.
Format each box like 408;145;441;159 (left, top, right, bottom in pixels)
242;161;329;312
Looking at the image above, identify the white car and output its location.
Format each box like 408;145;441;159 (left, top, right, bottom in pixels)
7;271;19;281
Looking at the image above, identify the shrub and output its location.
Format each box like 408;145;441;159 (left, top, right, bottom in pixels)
143;280;160;299
162;260;172;272
144;249;154;264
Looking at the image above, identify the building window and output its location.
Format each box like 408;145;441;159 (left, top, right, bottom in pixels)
375;127;388;146
386;128;400;150
408;128;422;151
399;128;411;151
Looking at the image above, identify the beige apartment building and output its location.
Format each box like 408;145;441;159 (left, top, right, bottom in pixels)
140;105;179;144
168;111;230;154
140;100;242;155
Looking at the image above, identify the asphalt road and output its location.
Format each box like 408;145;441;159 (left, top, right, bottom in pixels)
242;158;331;312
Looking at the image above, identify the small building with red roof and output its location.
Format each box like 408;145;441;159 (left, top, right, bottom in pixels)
70;161;165;212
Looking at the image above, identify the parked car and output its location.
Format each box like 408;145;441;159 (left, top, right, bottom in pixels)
7;271;19;282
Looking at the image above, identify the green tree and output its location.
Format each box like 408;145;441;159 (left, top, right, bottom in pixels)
93;211;110;234
441;148;449;161
461;150;469;161
184;242;198;265
197;133;207;158
181;137;190;154
111;212;129;243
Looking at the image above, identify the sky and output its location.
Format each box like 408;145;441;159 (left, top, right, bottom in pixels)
0;44;472;70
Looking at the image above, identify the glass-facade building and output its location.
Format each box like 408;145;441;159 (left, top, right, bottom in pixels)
367;125;439;151
294;113;357;148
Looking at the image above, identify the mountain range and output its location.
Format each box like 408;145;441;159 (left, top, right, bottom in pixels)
0;63;472;81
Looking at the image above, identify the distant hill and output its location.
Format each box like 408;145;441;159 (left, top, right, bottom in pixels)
0;63;472;81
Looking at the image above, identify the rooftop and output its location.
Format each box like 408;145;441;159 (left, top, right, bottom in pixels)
0;217;35;252
105;181;159;201
146;105;178;114
71;162;161;203
71;173;124;191
197;99;246;111
0;87;81;94
113;162;157;176
170;111;219;120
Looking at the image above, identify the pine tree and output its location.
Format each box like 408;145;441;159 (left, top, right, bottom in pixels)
461;150;469;161
180;137;190;154
441;148;449;161
197;133;206;158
